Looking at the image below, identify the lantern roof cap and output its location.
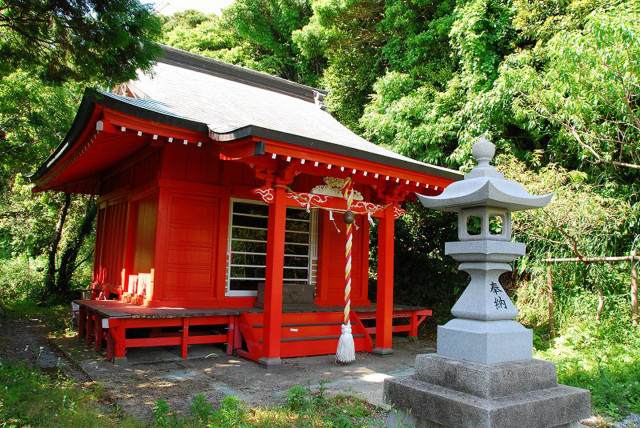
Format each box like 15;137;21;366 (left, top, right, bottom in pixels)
417;136;553;212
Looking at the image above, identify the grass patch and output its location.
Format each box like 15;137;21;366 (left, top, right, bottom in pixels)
151;385;385;427
0;358;382;427
534;314;640;423
0;360;134;427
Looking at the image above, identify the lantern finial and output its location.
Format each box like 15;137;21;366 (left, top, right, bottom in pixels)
472;134;495;167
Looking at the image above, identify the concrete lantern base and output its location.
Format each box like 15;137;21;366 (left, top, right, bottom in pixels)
438;319;533;364
384;354;590;428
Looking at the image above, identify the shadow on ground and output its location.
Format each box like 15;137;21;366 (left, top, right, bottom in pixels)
53;335;436;421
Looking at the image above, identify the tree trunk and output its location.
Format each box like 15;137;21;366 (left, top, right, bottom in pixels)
55;197;97;299
44;193;71;295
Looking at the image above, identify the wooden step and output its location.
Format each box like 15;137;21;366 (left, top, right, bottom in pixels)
251;321;359;328
256;334;367;343
237;312;374;361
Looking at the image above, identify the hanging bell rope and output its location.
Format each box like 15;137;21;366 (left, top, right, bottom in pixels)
336;176;356;363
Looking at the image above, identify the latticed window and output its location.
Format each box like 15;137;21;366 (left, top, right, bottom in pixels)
226;200;317;296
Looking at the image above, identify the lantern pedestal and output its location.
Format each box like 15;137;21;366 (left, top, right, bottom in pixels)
385;354;590;428
437;319;532;365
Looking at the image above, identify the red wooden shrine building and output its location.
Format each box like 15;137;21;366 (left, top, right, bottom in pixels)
29;46;461;366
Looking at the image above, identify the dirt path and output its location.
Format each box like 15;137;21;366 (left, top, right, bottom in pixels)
0;317;88;381
0;313;436;422
51;333;434;421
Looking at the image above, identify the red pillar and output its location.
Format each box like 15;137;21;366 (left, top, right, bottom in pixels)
259;185;287;366
375;205;395;355
181;318;190;359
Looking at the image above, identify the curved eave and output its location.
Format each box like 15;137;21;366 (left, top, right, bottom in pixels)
27;88;210;187
27;91;100;184
417;180;553;212
212;126;461;182
91;89;461;182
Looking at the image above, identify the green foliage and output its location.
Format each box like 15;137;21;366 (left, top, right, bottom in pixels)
353;0;517;164
0;72;81;190
0;255;46;302
295;0;388;128
0;361;132;427
505;2;640;175
1;175;97;302
0;176;58;257
218;395;246;426
536;304;640;420
0;0;162;85
153;398;174;427
162;11;236;57
285;385;310;411
161;0;323;86
449;0;516;90
190;393;214;424
501;155;637;259
379;0;456;82
145;385;383;427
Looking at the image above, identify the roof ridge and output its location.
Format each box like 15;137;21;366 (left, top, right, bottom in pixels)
157;44;327;104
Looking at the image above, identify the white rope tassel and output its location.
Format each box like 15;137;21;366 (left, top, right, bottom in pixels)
336;322;355;363
368;212;374;226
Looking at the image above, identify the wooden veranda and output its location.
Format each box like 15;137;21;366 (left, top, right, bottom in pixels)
76;300;431;362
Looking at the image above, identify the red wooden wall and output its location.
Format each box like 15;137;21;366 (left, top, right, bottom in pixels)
92;142;373;308
93;198;127;289
160;192;220;302
93;149;161;296
130;195;157;275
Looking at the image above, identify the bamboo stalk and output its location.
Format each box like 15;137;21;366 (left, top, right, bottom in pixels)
631;250;638;327
596;286;604;322
547;252;555;337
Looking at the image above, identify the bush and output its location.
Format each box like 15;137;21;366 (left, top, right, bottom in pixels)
285;385;310;412
190;393;214;424
534;292;640;421
0;255;46;303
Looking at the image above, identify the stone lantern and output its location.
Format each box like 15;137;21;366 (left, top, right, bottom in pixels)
384;136;590;428
418;135;552;364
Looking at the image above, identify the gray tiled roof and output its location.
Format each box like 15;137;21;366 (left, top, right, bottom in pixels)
119;46;461;180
